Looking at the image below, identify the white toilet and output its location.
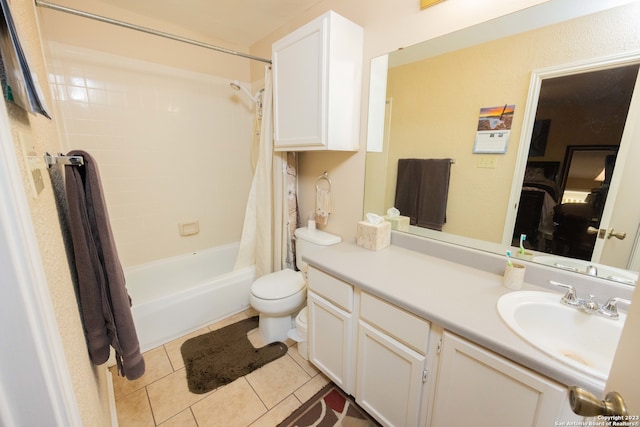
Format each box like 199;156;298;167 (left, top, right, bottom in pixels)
250;227;341;344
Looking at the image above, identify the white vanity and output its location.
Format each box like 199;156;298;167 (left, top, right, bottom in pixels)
303;237;625;426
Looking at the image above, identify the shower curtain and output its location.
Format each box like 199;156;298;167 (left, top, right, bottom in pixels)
235;66;296;277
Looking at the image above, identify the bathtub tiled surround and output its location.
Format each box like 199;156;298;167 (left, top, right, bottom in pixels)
45;42;255;267
111;308;329;426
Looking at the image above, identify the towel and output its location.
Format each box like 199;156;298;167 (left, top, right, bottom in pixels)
394;159;422;225
65;150;145;380
395;158;451;231
315;188;331;226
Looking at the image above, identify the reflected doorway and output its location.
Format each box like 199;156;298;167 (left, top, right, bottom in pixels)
513;64;639;260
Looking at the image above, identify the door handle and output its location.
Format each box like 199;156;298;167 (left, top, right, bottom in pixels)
568;386;628;417
607;228;627;240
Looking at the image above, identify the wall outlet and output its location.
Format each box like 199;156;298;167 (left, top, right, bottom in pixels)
476;156;498;169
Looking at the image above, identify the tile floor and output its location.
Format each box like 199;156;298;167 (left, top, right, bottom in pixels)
110;308;329;427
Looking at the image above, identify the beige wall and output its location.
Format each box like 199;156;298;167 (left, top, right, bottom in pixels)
6;1;112;425
375;4;640;243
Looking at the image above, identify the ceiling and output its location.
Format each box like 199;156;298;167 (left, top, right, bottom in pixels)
93;0;327;47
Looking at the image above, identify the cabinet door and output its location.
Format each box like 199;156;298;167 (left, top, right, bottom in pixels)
356;321;426;427
431;332;567;427
307;291;354;393
272;14;326;150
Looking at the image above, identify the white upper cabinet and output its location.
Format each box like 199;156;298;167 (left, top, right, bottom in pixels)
272;11;363;151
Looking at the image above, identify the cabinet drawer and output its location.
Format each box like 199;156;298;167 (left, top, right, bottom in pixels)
360;292;430;355
308;267;353;312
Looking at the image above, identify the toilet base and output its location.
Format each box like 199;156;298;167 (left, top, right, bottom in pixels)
258;313;294;344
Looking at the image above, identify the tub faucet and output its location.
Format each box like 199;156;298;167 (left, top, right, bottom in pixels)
585;265;598;276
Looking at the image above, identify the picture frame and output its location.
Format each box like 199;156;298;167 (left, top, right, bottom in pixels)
420;0;446;10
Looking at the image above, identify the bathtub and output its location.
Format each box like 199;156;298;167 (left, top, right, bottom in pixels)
125;243;255;351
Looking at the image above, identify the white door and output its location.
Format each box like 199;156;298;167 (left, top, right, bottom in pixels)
605;283;640;415
593;70;640;270
0;100;81;425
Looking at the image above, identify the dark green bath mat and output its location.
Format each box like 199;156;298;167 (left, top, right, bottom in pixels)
181;316;287;394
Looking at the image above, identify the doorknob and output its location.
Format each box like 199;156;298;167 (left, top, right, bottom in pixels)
587;226;599;235
607;228;627;240
568;386;628;417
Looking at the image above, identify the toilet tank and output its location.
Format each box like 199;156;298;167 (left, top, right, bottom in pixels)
294;227;341;271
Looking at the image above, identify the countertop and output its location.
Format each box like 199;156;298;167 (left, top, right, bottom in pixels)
303;242;610;394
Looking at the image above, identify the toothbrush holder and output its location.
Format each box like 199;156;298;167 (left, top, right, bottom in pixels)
503;262;526;290
515;251;534;261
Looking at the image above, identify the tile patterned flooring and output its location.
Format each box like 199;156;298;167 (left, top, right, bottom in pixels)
110;309;329;426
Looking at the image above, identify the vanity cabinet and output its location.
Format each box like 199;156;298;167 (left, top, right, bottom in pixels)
272;11;363;151
307;266;582;427
356;292;431;426
307;267;356;393
430;331;576;427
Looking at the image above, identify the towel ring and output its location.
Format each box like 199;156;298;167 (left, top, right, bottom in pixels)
316;172;331;192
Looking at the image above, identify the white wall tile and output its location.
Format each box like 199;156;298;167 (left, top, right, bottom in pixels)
47;42;256;266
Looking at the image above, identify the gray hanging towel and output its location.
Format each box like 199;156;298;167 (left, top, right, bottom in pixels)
65;150;145;380
394;159;422;225
395;158;452;231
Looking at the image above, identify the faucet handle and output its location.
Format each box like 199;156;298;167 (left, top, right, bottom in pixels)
550;281;583;307
598;297;632;319
582;295;599;313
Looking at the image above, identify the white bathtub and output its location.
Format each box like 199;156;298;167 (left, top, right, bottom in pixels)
125;243;255;351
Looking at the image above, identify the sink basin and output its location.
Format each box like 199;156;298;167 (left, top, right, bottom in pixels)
533;256;637;285
497;291;626;380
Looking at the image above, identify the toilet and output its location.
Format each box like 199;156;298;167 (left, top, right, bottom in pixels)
250;227;341;344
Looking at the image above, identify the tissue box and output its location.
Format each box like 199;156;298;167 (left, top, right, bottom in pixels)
356;221;391;251
384;215;410;232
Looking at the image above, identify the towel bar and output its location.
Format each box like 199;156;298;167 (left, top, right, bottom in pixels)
44;152;84;168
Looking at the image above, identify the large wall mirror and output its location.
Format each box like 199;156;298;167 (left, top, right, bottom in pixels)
364;1;640;286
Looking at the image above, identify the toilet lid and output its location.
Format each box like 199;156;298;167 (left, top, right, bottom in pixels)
252;269;305;300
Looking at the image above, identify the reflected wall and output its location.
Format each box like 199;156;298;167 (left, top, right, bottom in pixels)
364;3;640;244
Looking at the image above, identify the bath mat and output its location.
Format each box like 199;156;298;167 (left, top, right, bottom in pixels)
278;383;381;427
180;316;287;394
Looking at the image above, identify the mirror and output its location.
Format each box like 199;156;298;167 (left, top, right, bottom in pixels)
364;1;640;285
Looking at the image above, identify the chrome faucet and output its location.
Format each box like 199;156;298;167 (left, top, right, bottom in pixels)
597;297;632;319
585;265;598;276
549;281;629;320
550;281;583;307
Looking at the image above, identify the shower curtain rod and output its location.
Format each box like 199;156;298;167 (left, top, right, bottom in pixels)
34;0;272;64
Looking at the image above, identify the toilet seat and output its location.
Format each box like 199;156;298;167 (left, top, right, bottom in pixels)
251;269;305;300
